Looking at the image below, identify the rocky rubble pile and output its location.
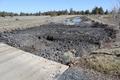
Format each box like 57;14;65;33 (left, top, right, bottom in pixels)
0;20;116;64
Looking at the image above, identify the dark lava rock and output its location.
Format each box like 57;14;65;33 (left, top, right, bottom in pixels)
0;21;116;64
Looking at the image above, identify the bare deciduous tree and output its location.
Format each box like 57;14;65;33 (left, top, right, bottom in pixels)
112;0;120;28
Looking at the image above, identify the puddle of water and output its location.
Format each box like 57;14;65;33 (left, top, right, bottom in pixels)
64;17;81;25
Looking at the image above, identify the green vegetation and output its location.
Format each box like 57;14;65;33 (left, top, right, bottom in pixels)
0;7;110;17
0;11;18;17
92;7;104;14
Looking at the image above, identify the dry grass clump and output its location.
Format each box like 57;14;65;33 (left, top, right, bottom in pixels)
85;54;120;74
62;49;76;65
78;48;120;75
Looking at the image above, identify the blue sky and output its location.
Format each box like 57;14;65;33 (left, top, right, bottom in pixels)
0;0;118;13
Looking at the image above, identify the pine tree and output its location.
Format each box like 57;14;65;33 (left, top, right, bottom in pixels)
104;10;109;14
99;7;104;14
85;10;90;14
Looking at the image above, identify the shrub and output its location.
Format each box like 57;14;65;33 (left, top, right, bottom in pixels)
62;49;76;65
62;51;75;65
1;14;5;17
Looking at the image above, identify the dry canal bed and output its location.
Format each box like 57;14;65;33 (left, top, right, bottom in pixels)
0;17;116;65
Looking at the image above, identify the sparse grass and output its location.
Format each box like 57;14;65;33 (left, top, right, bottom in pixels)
78;49;120;75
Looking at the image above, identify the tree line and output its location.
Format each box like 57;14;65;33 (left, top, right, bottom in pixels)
0;11;18;17
0;7;109;17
